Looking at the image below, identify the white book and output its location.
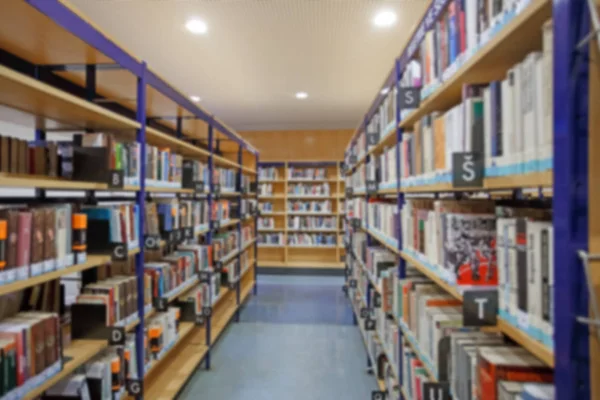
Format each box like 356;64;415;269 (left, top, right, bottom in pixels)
540;20;554;169
511;63;524;173
466;0;479;53
522;52;542;174
506;218;518;317
501;76;514;170
444;108;454;172
542;225;554;341
527;220;541;335
483;86;493;168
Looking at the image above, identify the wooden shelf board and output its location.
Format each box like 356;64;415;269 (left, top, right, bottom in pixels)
23;340;108;400
211;294;238;343
363;227;401;256
258;179;286;183
219;191;241;197
286;211;336;216
145;126;211;160
0;64;140;131
145;322;195;379
241;166;257;175
497;318;554;367
399;0;551;130
0;173;138;191
287;228;338;233
145;186;194;194
258;260;344;268
400;251;463;301
397;322;438;381
217;219;240;230
259;212;286;215
377;379;386;391
287;195;341;199
287;245;338;249
258;195;286;199
0;255;109;297
240;279;255;303
287;178;340;183
212;154;241;170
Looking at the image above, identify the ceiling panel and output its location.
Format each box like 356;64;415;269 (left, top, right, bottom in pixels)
70;0;429;131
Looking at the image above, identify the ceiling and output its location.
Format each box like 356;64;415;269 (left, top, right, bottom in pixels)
70;0;429;132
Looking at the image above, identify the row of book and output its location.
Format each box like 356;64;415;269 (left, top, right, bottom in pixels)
145;199;209;239
43;336;137;400
213;230;240;262
259;202;275;212
257;218;275;229
258;233;284;246
83;203;140;252
287;233;337;247
287;200;333;213
287;167;328;180
0;204;87;284
214;167;237;192
144;307;180;370
287;216;336;230
258;167;279;181
258;183;275;196
288;183;330;196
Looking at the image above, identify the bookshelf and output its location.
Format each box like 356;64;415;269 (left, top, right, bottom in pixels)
0;1;260;399
256;161;346;269
341;0;584;398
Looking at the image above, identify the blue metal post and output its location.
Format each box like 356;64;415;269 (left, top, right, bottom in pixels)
235;145;242;321
134;62;148;380
254;154;259;295
364;117;372;248
205;123;214;370
553;0;590;398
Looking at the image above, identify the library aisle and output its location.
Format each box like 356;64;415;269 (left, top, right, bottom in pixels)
179;275;377;400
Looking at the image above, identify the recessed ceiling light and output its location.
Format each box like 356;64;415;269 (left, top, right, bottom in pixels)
185;18;208;35
373;10;397;28
295;92;308;99
190;95;201;102
380;87;390;95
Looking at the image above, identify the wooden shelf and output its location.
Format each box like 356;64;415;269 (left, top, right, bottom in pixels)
362;227;401;256
0;255;109;297
240;279;255;303
397;321;438;381
145;186;194;194
287;211;335;216
258;179;286;182
211;290;238;343
212;154;242;170
241;166;257;175
216;219;240;230
218;191;241;197
398;0;551;130
287;195;340;199
287;178;340;183
287;245;338;249
258;195;286;199
259;211;286;215
145;127;211;160
0;173;140;191
0;64;140;131
287;228;338;233
145;322;195;379
24;340;108;400
400;251;463;301
258;228;284;232
497;318;554;367
258;260;344;268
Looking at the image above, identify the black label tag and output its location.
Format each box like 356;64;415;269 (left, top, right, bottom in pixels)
111;243;127;261
345;187;354;197
214;183;221;196
398;87;421;109
194;180;205;194
364;318;376;331
211;220;220;231
126;379;143;398
349;279;357;288
202;306;212;317
452;152;484;188
367;132;380;146
198;270;211;283
422;382;451;400
345;266;352;277
342;286;348;294
463;290;498;327
184;227;194;239
108;327;126;346
351;219;361;229
108;169;124;189
195;315;205;326
174;228;183;243
154;297;168;312
372;391;386;400
215;261;223;272
360;307;370;318
349;155;357;164
373;292;382;308
144;235;161;251
366;180;378;194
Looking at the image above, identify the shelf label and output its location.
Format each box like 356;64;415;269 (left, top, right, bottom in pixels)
398;87;421;109
366;180;378;194
194;180;205;194
364;318;376;331
215;260;223;272
126;379;143;398
195;315;205;326
373;292;382;308
184;227;194;240
349;279;357;288
144;235;161;251
213;183;221;197
351;219;361;229
108;169;124;189
345;267;352;278
202;306;213;317
367;132;380;146
345;187;354;197
174;228;183;243
109;327;126;346
154;297;168;312
423;382;450;400
342;285;348;294
360;307;371;318
111;243;127;262
371;391;386;400
211;220;220;231
198;270;212;283
452;152;484;188
349;155;357;164
463;290;498;327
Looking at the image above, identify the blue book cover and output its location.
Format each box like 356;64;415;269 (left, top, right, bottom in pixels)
448;5;457;64
157;204;173;232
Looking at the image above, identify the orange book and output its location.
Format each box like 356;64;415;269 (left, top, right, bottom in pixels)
433;116;446;171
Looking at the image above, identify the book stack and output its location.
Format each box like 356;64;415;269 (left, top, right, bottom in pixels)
259;202;273;213
287;233;336;247
401;199;497;286
237;198;257;218
182;159;209;189
496;205;553;348
288;167;327;180
366;200;398;241
258;233;284;246
287;216;336;230
258;183;273;196
145;144;183;188
213;230;240;262
146;198;209;239
76;275;139;326
0;204;84;283
288;183;330;196
240;250;251;276
258;167;279;181
241;225;254;246
215;167;236;192
240;174;253;193
347;164;365;190
145;308;180;364
367;142;398;190
365;247;396;289
83;203;140;253
257;217;274;229
144;252;198;299
211;200;231;222
287;200;332;213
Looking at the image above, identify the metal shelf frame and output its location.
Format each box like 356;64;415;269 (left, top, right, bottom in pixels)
342;0;593;398
1;0;260;393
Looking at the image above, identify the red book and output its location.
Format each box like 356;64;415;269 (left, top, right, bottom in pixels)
17;212;32;268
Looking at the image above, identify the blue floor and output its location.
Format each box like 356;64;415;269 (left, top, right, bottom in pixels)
178;275;377;400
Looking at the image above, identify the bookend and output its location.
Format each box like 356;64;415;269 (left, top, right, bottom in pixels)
71;303;125;343
175;298;205;326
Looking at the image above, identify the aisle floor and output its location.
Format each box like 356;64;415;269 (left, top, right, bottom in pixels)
179;275;377;400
